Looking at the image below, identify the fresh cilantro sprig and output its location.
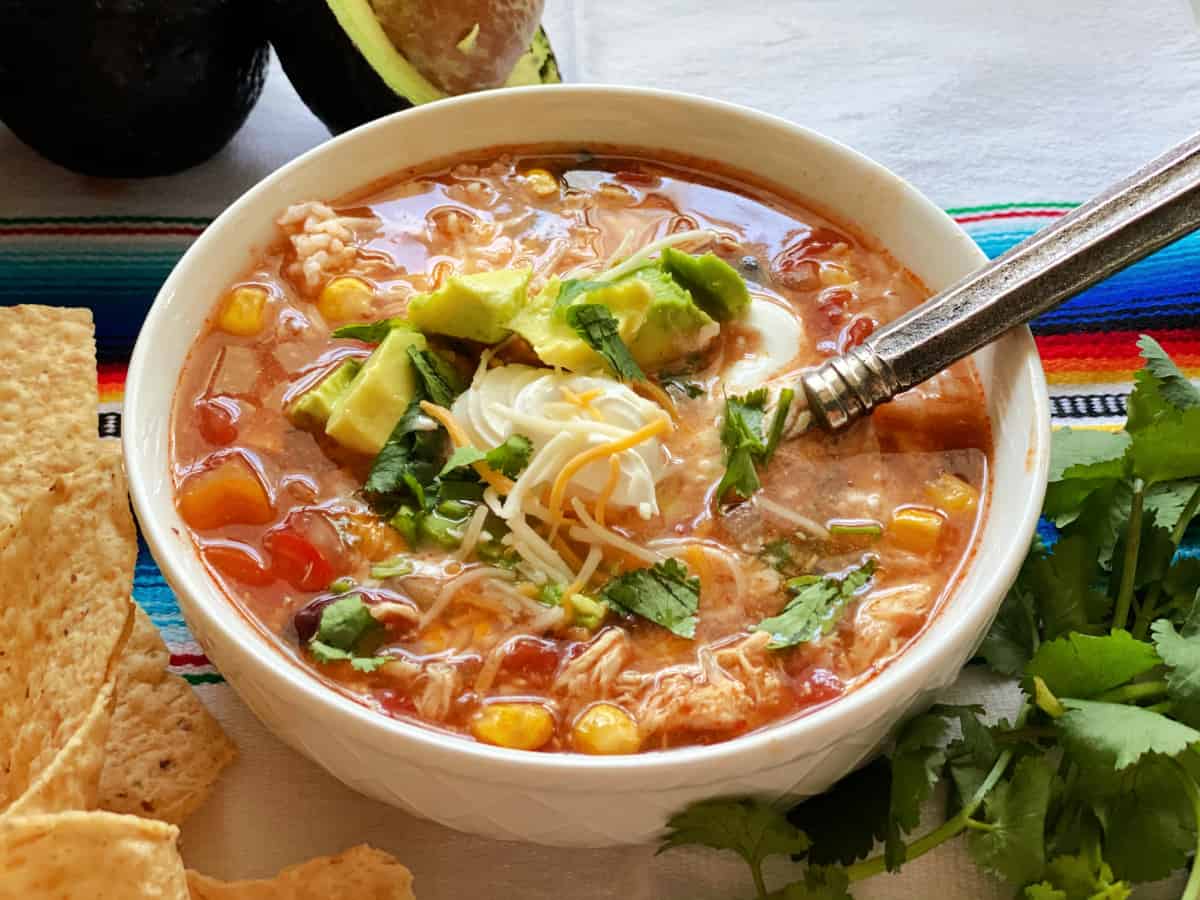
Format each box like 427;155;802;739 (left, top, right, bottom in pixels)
308;594;390;673
754;558;877;649
716;388;795;503
600;558;700;638
564;303;646;381
658;336;1200;900
438;434;533;480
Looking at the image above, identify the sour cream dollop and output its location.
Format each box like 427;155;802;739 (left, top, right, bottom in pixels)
452;364;671;518
722;296;805;393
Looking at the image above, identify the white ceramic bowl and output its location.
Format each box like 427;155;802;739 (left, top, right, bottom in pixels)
124;85;1050;848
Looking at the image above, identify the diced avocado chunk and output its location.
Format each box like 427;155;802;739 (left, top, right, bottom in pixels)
287;359;362;431
407;268;531;344
325;326;426;455
511;267;716;372
660;248;751;321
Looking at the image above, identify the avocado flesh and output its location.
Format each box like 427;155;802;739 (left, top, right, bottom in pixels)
407;268;531;344
368;0;545;95
288;359;362;431
270;0;560;134
326;327;426;455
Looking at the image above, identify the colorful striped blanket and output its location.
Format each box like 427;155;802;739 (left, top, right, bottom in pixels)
3;204;1198;684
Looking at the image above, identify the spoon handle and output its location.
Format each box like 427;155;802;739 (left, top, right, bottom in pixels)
797;130;1200;432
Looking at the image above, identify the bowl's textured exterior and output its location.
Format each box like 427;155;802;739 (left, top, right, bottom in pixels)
124;85;1050;847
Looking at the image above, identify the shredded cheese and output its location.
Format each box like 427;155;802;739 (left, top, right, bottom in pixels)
454;503;490;562
420;401;515;494
632;380;679;422
595;455;622;527
559;386;604;421
547;416;671;529
569;497;664;566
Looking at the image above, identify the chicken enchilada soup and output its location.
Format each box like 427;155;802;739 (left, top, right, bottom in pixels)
172;150;990;754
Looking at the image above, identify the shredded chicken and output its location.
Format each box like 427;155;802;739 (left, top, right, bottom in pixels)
553;628;630;709
277;201;377;290
621;632;787;740
413;661;462;721
843;584;934;676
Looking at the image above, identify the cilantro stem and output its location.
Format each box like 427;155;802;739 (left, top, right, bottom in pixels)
1092;679;1169;705
844;704;1031;882
1112;477;1145;633
961;818;996;833
1173;483;1200;546
1132;583;1164;642
1170;757;1200;900
750;860;768;900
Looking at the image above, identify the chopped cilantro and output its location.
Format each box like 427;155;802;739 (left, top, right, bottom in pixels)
330;317;408;343
307;594;389;672
369;555;414;580
754;558;877;649
438;445;486;477
1023;630;1160;699
564;303;646;381
438;434;533;480
407;345;465;407
599;558;699;638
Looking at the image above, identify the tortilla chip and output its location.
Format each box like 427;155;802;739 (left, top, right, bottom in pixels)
0;305;98;545
0;810;187;899
5;678;117;817
99;605;237;823
0;447;135;811
186;846;416;899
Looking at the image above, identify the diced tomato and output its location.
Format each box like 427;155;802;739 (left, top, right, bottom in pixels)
501;637;562;686
772;226;854;292
195;397;240;445
203;542;274;586
264;527;334;592
177;454;274;531
841;316;877;350
818;288;854;325
791;667;845;706
376;689;417;717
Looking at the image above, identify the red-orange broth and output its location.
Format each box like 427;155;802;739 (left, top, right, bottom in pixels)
171;150;990;754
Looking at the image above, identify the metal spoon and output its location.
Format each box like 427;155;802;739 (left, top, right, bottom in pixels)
787;130;1200;436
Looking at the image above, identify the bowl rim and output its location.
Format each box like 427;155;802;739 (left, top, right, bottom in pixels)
125;83;1050;786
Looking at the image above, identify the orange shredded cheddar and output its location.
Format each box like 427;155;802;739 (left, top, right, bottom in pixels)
633;380;679;422
420;401;515;494
547;416;671;527
595;454;622;527
560;386;604;421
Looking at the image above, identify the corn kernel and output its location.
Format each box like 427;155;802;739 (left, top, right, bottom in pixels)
217;286;269;336
818;262;854;286
889;506;945;554
523;168;559;198
471;702;555;750
572;703;641;755
926;473;979;515
317;276;374;323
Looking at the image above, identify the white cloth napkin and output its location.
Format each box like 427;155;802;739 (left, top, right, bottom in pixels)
6;1;1199;897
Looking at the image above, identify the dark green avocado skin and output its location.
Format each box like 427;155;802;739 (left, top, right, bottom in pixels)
267;0;419;135
0;1;269;178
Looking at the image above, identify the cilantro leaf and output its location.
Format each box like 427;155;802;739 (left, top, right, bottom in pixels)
1023;630;1160;699
1057;698;1200;769
1026;853;1131;900
564;303;646;381
777;865;853;900
754;559;877;649
1152;619;1200;708
600;558;700;638
979;573;1039;676
1047;429;1131;482
788;756;890;866
1128;407;1200;484
886;710;953;870
331;317;408;343
1143;479;1200;535
1136;334;1200;414
658;797;810;865
315;594;378;651
438;445;486;476
1094;755;1196;882
484;434;533;478
717;390;768;502
552;277;607;310
1023;534;1110;638
350;655;390;673
407;345;465;408
965;755;1054;885
364;399;446;504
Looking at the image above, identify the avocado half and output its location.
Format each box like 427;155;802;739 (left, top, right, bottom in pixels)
0;1;268;178
270;0;561;135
